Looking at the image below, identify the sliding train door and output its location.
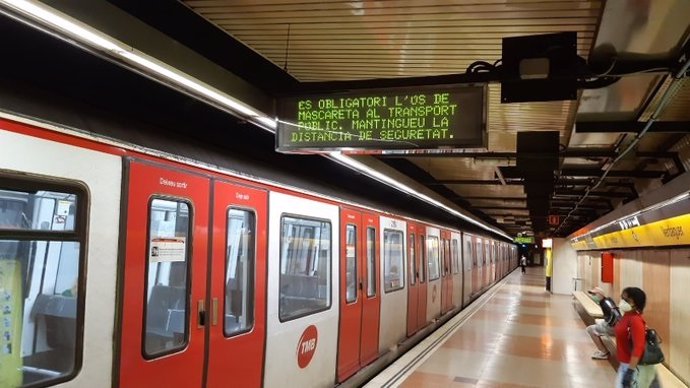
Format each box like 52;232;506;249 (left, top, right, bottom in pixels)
426;226;441;320
119;160;209;388
337;208;381;381
440;230;453;314
206;180;267;388
407;222;429;335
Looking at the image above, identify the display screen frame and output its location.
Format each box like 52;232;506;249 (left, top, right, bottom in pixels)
276;83;488;153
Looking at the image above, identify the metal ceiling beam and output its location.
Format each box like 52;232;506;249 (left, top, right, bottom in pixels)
377;152;517;159
551;208;595;215
463;196;527;201
563;148;617;158
426;179;522;185
474;206;528;210
576;121;690;133
560;168;666;178
556;178;595;186
377;148;617;159
551;201;609;210
636;151;687;179
554;189;632;198
485;214;531;219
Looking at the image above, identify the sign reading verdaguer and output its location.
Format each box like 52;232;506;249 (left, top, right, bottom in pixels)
276;85;486;153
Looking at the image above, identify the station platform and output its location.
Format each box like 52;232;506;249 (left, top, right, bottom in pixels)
366;267;615;388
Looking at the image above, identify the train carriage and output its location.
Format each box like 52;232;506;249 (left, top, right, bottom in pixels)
0;116;517;388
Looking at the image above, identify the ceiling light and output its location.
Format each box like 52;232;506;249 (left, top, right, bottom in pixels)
1;0;511;241
1;0;124;53
330;152;512;240
0;0;270;124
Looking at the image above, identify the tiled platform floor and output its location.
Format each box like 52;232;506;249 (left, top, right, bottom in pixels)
399;267;615;388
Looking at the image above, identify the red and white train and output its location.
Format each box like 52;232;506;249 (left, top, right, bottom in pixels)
0;116;517;388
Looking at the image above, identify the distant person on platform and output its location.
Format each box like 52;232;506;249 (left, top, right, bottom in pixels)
586;287;622;360
520;255;527;273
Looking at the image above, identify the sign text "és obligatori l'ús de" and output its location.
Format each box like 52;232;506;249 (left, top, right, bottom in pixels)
276;86;486;152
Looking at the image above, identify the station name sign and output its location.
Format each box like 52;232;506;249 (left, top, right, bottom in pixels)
276;85;486;153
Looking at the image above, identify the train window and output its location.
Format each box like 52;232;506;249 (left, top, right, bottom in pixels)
383;229;404;293
0;179;86;387
427;236;440;280
0;189;77;233
224;208;255;337
144;198;191;358
408;234;416;285
366;227;376;297
345;225;357;304
279;216;331;321
419;235;426;283
452;239;460;274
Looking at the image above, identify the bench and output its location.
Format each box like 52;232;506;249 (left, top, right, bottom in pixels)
656;364;689;388
572;291;603;325
572;292;688;388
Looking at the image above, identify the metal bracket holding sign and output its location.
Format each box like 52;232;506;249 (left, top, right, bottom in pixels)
276;84;487;153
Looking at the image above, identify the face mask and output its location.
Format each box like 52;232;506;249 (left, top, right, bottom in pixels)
591;295;601;303
619;300;633;313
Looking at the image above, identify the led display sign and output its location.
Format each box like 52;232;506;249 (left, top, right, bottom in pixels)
276;85;486;153
514;236;535;244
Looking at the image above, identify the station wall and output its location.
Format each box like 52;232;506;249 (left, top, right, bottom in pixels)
551;238;578;295
576;249;690;385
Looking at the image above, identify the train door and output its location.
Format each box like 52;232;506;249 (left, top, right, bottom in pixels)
490;240;498;284
360;212;381;365
406;223;419;336
119;160;209;388
473;238;483;296
451;233;462;309
206;181;267;388
502;244;507;277
498;243;503;278
425;226;441;320
337;209;380;381
483;239;491;289
417;232;428;329
440;231;453;314
462;234;473;307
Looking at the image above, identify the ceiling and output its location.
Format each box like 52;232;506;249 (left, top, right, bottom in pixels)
16;0;684;238
177;0;690;237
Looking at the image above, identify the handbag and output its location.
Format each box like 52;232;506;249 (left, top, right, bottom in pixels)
640;328;664;365
628;316;665;365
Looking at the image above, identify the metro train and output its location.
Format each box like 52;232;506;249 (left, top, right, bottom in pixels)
0;116;517;388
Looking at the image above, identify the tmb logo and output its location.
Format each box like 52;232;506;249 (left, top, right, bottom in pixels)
297;325;318;369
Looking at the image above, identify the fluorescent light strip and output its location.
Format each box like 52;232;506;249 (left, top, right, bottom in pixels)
2;0;123;52
2;0;509;240
330;152;512;240
0;0;276;127
118;51;261;118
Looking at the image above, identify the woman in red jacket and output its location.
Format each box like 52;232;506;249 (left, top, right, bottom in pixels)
614;287;656;388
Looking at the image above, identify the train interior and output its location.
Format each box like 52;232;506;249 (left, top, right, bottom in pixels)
0;188;79;385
